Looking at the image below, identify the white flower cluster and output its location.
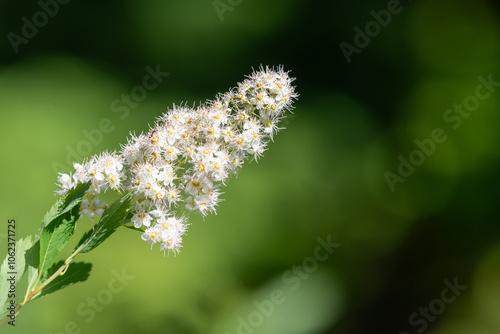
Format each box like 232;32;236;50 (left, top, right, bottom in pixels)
56;66;297;255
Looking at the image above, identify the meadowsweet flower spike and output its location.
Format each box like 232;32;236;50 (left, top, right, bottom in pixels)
0;66;297;325
56;66;297;255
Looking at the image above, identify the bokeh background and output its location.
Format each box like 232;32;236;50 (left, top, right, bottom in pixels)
1;0;500;333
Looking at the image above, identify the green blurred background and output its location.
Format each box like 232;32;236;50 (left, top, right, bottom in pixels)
1;0;500;333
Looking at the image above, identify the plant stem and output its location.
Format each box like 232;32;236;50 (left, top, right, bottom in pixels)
0;241;88;327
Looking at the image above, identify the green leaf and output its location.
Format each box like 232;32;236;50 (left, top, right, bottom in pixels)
76;192;133;253
41;182;90;230
0;183;90;320
37;182;90;276
31;261;92;301
38;205;80;275
15;236;33;283
25;238;40;294
0;236;35;318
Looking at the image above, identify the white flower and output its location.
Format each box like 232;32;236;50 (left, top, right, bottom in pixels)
184;177;202;195
59;66;297;254
248;141;267;160
163;146;179;161
107;172;122;190
98;152;123;175
73;163;88;184
55;173;76;195
87;160;105;184
141;224;164;246
185;193;218;216
132;211;153;228
159;230;183;255
165;187;181;206
121;136;141;165
150;206;169;220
